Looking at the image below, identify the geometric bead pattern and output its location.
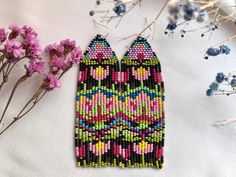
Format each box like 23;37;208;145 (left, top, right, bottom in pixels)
75;34;165;168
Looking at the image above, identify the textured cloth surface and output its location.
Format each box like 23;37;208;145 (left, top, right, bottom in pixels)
0;0;236;177
75;35;165;168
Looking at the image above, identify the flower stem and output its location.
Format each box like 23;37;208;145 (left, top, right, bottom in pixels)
138;0;169;36
0;85;47;136
0;75;28;124
0;60;8;74
0;62;18;91
0;69;70;136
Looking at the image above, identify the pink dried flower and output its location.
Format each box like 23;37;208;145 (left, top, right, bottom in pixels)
0;28;7;44
23;37;42;59
18;26;42;59
50;55;67;73
9;24;22;33
20;26;38;39
67;46;82;65
3;39;25;62
45;43;64;56
44;74;61;89
25;60;45;77
60;39;76;52
8;24;22;39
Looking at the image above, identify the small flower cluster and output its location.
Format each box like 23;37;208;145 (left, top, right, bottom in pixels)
44;39;82;89
113;1;126;16
204;45;231;59
0;24;44;79
89;0;127;17
206;72;236;96
0;24;82;91
0;24;83;136
165;0;208;34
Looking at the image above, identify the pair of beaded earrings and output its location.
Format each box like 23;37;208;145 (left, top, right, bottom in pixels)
75;34;165;168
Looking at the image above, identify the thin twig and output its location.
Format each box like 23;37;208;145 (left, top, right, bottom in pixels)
0;69;70;136
0;75;28;124
138;0;169;36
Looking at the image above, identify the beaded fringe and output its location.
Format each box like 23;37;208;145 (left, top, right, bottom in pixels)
75;34;165;168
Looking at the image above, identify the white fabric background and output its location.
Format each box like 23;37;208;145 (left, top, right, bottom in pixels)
0;0;236;177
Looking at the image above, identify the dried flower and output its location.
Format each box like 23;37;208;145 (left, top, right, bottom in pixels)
220;45;231;55
3;39;25;62
8;24;23;39
23;37;42;60
113;2;126;16
60;39;76;52
166;23;177;31
25;60;45;77
50;55;67;73
209;82;219;91
206;89;213;96
9;24;22;34
67;46;82;65
0;25;82;136
20;26;38;39
0;28;7;44
216;73;225;83
44;74;61;90
205;45;231;59
45;43;64;56
19;26;42;59
230;79;236;88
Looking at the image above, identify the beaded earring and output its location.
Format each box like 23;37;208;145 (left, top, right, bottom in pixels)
75;35;165;168
76;34;119;167
119;36;165;168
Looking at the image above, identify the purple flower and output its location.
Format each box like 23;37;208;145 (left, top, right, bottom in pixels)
17;26;42;59
25;60;45;76
50;55;67;73
45;43;64;56
8;24;23;39
67;47;82;65
44;74;61;89
60;39;76;52
23;37;42;59
0;28;7;44
20;26;38;39
9;24;22;34
3;39;25;62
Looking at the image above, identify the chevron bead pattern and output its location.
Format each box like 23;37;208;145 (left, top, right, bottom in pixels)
75;35;165;168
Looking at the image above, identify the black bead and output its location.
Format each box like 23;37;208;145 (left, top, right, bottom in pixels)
96;0;101;5
89;10;95;16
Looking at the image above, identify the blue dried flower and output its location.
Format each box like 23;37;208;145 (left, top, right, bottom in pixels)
216;73;225;83
183;3;198;16
166;23;177;30
183;3;198;21
206;47;220;56
206;89;213;96
209;82;219;91
231;79;236;87
113;2;126;16
220;45;231;55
